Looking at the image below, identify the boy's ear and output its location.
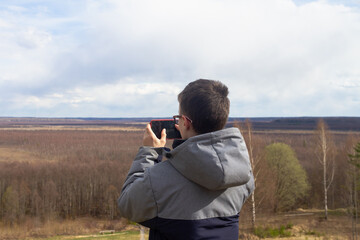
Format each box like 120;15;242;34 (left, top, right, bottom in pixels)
184;117;192;129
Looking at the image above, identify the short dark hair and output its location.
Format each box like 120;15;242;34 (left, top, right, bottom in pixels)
178;79;230;134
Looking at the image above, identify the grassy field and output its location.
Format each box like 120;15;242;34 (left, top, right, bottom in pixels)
33;231;148;240
0;211;354;239
24;215;356;240
238;209;357;239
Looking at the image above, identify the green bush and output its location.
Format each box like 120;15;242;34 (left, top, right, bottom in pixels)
254;225;292;238
265;143;310;212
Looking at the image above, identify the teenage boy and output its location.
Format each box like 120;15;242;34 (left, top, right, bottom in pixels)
118;79;254;240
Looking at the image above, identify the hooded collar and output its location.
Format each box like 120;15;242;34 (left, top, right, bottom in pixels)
168;128;251;190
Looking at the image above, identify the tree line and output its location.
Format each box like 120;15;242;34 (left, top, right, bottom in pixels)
238;119;360;229
0;122;359;226
0;130;141;225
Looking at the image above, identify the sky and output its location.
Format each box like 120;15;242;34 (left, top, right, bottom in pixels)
0;0;359;118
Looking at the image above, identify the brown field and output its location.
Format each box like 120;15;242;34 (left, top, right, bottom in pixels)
0;125;144;132
0;119;360;239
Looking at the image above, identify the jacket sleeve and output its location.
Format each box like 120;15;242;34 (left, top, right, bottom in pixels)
242;170;255;204
118;146;163;222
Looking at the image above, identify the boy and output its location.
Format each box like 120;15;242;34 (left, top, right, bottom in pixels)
118;79;254;239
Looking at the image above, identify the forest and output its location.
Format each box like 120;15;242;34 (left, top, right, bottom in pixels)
0;118;360;238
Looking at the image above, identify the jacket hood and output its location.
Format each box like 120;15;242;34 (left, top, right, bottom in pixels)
168;127;251;191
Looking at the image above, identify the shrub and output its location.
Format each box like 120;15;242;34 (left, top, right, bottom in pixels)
254;225;292;238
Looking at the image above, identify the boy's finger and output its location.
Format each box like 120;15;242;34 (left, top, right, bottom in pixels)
146;124;159;139
160;128;167;141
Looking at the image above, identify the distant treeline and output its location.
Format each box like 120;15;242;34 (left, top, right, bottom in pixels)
1;117;360;131
228;117;360;131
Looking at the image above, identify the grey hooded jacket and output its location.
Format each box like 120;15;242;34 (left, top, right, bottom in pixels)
118;127;254;239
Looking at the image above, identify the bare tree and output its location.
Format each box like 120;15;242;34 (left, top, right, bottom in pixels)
105;185;119;219
1;186;19;226
316;119;335;220
235;120;259;228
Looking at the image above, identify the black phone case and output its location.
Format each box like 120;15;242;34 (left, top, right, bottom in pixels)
150;120;181;139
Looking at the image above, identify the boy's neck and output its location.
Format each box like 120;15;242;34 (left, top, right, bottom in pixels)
182;128;197;139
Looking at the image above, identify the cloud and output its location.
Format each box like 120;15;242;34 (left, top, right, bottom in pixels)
15;27;52;49
0;0;359;117
3;80;183;117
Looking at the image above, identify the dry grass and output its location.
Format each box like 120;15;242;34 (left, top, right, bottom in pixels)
0;214;354;240
0;217;131;240
239;210;356;239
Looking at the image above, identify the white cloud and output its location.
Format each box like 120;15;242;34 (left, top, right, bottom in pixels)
0;0;359;117
4;81;183;117
15;27;52;49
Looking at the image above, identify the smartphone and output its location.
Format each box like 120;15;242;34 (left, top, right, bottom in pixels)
150;119;181;139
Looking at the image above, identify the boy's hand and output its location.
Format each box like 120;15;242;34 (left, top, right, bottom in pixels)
143;124;167;147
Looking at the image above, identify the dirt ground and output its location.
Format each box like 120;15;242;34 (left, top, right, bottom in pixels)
238;210;358;239
0;213;358;240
